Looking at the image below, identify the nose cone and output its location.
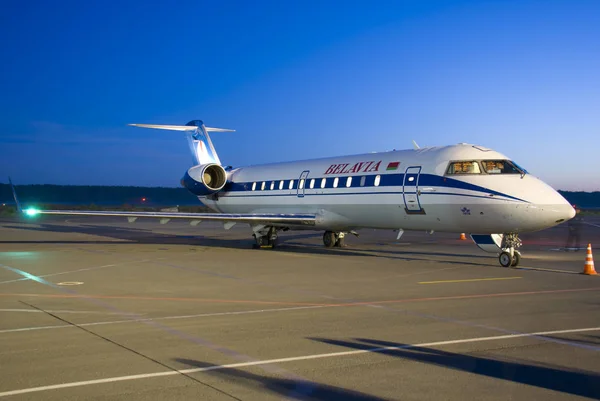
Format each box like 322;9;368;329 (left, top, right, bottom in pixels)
554;201;576;223
517;177;577;231
538;185;576;227
566;204;576;220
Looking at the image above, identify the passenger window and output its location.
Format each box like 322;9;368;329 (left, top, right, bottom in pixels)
270;181;274;190
346;177;352;187
309;179;315;189
321;178;326;188
360;176;366;187
252;182;256;191
482;160;523;174
299;179;305;189
374;175;381;187
333;177;339;188
289;180;294;189
261;182;266;190
279;180;284;190
446;161;482;175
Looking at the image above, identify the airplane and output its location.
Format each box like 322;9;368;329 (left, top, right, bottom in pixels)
11;119;575;267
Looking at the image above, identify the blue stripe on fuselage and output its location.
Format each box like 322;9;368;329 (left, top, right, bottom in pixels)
219;173;527;203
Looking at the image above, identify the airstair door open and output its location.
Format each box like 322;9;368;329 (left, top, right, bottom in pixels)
403;166;425;214
297;170;310;198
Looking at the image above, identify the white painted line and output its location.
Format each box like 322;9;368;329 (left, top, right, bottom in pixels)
57;282;84;286
0;256;165;285
1;326;598;397
584;222;600;229
0;305;326;334
0;264;116;284
0;309;123;315
549;247;586;252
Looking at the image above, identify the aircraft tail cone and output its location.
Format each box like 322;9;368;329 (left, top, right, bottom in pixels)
460;233;467;241
583;244;597;275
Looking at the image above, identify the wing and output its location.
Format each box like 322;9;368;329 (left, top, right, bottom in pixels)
21;208;316;227
9;177;315;227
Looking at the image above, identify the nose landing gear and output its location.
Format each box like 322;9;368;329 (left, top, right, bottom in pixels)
498;233;522;267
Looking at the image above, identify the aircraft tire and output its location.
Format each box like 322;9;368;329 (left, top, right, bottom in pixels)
499;251;513;267
323;231;336;248
335;236;345;248
511;250;521;267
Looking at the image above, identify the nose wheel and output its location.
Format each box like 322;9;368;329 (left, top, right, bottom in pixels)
499;250;521;267
498;233;522;267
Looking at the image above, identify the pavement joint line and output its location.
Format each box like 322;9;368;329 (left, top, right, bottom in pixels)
1;286;599;310
0;309;134;315
0;262;317;395
0;257;162;285
2;285;600;335
1;326;599;397
419;277;522;284
515;266;588;274
0;305;327;334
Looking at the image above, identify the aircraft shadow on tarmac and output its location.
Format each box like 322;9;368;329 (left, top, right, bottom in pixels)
309;337;600;399
173;358;387;401
1;221;496;267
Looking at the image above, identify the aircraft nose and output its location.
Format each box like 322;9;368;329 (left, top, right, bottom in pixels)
555;202;576;223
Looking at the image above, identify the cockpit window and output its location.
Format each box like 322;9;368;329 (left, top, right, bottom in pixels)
446;161;482;175
482;160;524;174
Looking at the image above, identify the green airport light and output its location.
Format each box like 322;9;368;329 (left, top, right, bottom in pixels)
24;208;40;217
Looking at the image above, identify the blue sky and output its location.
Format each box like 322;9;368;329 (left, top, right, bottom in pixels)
1;0;598;191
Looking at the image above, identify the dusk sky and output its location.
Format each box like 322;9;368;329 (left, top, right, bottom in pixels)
1;0;598;191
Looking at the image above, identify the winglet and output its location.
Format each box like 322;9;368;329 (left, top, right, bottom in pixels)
412;140;420;150
8;177;22;213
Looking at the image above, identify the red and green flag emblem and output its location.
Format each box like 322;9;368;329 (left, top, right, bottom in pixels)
386;162;400;171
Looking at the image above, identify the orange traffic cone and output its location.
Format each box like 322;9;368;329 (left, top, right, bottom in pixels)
583;244;597;275
460;233;467;240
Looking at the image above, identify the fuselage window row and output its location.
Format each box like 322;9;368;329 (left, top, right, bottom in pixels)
250;174;382;192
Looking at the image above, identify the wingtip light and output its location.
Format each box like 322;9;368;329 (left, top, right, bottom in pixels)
24;208;40;217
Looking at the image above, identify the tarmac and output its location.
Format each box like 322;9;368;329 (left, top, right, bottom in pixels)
0;215;599;400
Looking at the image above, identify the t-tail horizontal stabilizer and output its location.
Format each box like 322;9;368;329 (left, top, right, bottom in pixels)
129;120;234;166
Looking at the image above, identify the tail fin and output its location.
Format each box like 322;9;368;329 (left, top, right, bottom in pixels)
129;120;234;166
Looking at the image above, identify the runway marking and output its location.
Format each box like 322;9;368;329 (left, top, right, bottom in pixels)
1;326;599;397
2;287;600;335
549;248;586;252
0;256;161;285
0;305;326;334
0;293;328;306
57;282;84;286
419;277;522;284
1;286;599;309
0;264;116;285
515;266;583;274
0;309;122;315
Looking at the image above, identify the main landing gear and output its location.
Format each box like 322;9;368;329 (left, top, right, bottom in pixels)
252;226;279;249
498;233;522;267
323;231;346;248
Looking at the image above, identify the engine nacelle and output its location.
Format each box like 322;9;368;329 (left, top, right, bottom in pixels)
181;163;227;196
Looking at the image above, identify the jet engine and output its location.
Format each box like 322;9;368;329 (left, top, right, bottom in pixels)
181;163;227;196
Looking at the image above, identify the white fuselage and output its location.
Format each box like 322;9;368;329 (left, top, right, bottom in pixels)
199;144;574;234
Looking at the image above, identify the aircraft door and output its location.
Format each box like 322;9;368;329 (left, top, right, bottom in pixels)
403;166;425;214
297;170;310;198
